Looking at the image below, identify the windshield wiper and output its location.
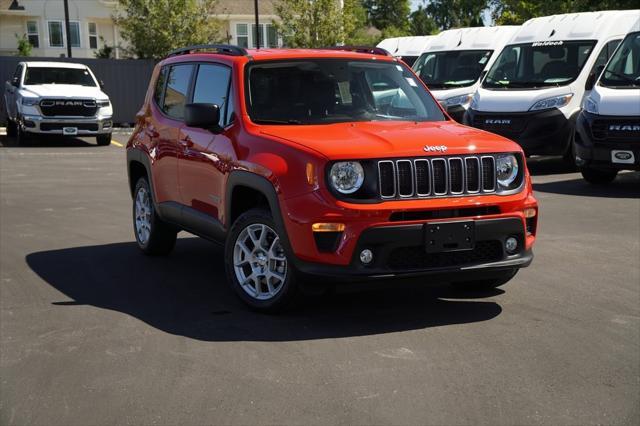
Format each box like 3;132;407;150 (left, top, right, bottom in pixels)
252;118;303;125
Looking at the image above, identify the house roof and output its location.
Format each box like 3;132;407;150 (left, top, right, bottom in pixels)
215;0;276;15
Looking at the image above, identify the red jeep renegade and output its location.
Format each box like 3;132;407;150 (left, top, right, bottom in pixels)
126;45;538;312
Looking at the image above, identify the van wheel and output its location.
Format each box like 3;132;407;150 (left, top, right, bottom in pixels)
452;269;518;290
133;177;177;255
97;133;111;146
581;167;617;185
7;119;17;137
225;208;300;313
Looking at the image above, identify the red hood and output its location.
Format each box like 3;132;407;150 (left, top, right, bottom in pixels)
258;121;521;160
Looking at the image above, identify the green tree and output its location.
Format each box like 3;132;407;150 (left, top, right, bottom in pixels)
491;0;639;25
409;6;438;36
15;33;33;57
363;0;411;33
274;0;368;48
94;37;115;59
425;0;488;30
113;0;225;59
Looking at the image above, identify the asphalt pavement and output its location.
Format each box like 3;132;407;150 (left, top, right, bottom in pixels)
1;133;639;425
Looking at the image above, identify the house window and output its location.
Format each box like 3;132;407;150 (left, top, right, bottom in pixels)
69;21;81;48
251;24;264;48
48;21;63;47
26;21;39;48
267;24;278;48
236;24;248;48
88;22;98;49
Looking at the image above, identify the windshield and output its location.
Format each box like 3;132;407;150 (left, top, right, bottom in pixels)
600;32;640;88
483;41;596;89
24;67;97;86
413;50;492;89
245;59;445;125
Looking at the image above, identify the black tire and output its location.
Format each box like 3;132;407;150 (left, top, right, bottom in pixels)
15;122;28;146
452;268;518;291
96;133;111;146
225;208;300;313
132;177;177;255
581;167;617;185
6;119;17;137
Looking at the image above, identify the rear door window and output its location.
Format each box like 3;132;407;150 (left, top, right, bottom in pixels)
162;64;194;120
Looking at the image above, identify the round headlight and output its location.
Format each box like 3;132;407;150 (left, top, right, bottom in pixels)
329;161;364;194
496;154;519;188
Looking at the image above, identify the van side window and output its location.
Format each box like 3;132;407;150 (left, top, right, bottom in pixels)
162;64;194;120
589;40;622;77
153;67;167;107
192;64;232;127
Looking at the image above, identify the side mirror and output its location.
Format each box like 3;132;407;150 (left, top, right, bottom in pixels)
184;103;221;133
585;65;605;90
99;79;105;89
11;77;19;87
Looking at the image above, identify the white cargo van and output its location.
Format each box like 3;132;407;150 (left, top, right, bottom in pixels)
377;36;435;66
465;10;640;161
574;29;640;183
412;26;520;122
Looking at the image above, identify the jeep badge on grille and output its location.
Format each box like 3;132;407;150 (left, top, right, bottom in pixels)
424;145;447;152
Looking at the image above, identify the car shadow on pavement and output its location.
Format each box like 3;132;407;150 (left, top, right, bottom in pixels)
0;135;99;148
533;171;640;198
26;238;503;342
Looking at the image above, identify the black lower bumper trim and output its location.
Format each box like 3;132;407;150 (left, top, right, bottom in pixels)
293;217;532;280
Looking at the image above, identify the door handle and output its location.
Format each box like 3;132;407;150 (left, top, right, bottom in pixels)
179;137;193;148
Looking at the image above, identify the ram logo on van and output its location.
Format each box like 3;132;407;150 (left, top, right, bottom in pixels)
485;119;511;125
609;124;640;132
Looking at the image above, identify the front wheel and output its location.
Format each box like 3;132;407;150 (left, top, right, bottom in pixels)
132;177;177;255
581;167;617;185
96;133;112;146
452;269;518;291
225;208;300;313
15;122;28;146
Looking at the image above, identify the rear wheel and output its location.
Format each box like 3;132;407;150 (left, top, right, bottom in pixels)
452;269;518;291
581;167;617;185
96;133;111;146
132;177;177;255
6;119;17;137
225;208;300;313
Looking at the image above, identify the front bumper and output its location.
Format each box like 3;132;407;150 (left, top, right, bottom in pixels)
282;188;537;280
464;108;573;156
574;111;640;171
20;114;113;135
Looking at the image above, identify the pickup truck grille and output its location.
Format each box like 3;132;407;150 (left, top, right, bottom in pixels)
377;155;496;199
39;99;97;117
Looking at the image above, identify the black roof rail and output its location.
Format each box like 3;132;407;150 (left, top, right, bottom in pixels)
167;44;248;58
322;46;392;56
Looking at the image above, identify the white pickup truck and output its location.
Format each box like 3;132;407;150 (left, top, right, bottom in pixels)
4;61;113;145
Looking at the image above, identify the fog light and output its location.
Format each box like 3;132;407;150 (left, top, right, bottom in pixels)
524;208;536;218
359;249;373;264
505;236;519;254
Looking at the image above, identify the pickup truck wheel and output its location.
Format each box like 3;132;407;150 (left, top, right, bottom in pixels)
6;119;17;137
225;208;299;313
581;167;617;185
15;122;28;146
96;133;111;146
452;269;518;290
133;177;177;255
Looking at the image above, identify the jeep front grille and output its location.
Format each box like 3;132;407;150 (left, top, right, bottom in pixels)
39;99;97;117
377;155;496;199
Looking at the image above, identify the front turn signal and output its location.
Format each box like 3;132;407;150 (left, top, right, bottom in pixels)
524;208;537;218
312;223;345;233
